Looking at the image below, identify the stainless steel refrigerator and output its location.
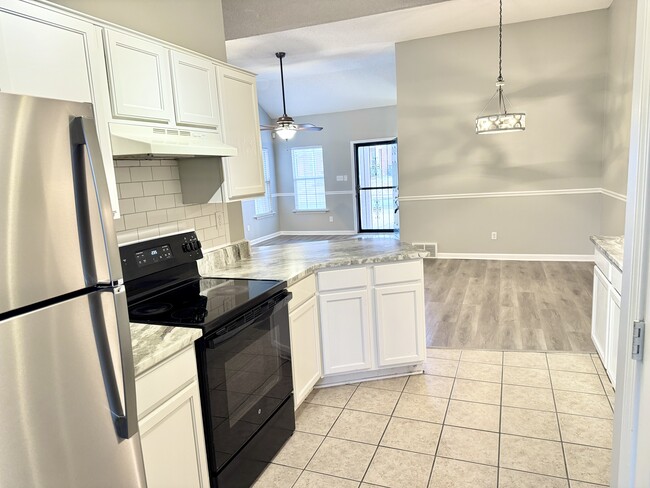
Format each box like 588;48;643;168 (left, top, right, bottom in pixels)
0;93;147;487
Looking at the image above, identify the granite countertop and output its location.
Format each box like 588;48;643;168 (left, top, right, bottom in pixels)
198;237;430;286
590;235;624;271
129;237;428;376
130;323;202;376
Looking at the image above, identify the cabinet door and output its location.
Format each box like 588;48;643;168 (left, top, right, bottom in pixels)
289;296;321;409
319;289;372;375
218;66;265;200
0;8;91;102
607;288;621;388
104;30;174;123
591;265;609;363
375;282;425;367
170;51;221;128
139;381;210;488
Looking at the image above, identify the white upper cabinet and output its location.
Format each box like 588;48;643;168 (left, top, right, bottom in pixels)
0;8;91;102
218;66;265;200
170;51;221;129
103;30;175;123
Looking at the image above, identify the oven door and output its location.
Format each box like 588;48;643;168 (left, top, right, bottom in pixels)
199;291;293;472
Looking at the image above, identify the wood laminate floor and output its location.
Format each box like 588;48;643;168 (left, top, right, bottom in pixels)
424;259;595;352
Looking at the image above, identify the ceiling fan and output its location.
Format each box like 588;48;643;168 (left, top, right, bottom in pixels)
260;52;323;140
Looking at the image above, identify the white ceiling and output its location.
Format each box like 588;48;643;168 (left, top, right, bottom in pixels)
225;0;612;120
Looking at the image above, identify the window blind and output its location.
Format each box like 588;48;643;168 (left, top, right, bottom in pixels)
254;148;273;216
291;146;326;211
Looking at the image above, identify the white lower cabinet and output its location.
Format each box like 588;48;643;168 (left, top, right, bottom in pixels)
289;296;321;408
375;282;425;367
319;288;373;375
591;248;623;388
136;346;209;488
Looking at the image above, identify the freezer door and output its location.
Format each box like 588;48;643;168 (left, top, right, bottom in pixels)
0;289;146;488
0;93;122;315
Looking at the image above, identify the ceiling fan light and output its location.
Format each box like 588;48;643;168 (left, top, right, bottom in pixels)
476;112;526;134
276;127;297;140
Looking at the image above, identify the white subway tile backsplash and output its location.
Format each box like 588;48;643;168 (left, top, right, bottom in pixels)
185;205;202;218
158;222;179;235
140;159;161;167
195;215;211;230
119;198;135;215
155;194;176;210
120;182;144;198
147;209;168;225
163;180;181;194
115;167;131;183
124;212;148;230
112;159;229;247
134;196;156;213
167;207;186;221
143;181;164;196
129;167;153;182
152;166;172;180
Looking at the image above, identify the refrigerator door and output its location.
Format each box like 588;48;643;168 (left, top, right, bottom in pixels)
0;289;146;488
0;93;121;315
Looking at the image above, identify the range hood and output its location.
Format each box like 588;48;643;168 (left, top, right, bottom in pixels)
109;122;238;159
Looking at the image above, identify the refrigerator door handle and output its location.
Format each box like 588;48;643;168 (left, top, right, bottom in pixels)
71;116;123;287
92;286;139;439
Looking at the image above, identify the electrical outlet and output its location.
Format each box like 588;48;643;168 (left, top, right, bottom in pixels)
329;216;334;222
343;175;348;181
491;232;498;240
247;225;251;231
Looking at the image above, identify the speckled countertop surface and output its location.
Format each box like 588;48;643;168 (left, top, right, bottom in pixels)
198;237;430;286
129;237;428;375
590;235;624;271
131;323;202;376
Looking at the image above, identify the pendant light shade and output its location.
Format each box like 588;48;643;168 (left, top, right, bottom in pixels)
476;0;525;135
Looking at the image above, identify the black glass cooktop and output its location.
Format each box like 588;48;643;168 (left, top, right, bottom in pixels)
126;277;285;334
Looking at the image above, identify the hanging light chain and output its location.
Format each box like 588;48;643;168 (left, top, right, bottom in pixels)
498;0;503;82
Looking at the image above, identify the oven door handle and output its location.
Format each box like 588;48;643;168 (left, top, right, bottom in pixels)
206;291;292;349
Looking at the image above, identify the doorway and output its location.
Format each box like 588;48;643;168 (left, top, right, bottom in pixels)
354;139;398;232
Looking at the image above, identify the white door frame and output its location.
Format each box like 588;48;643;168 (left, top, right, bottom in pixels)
612;0;650;484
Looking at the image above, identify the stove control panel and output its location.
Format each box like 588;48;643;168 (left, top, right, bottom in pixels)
120;231;204;282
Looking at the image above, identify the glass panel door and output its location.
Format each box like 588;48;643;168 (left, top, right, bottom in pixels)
355;140;398;232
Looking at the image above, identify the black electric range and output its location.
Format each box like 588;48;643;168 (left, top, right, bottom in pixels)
120;231;295;488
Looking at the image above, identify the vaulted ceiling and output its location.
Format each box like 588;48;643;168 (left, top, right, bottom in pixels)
224;0;613;119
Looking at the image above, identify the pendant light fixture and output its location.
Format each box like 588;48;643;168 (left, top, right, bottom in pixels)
260;52;323;140
475;0;525;134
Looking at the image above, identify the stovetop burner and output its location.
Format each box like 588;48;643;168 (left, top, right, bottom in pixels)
125;276;285;334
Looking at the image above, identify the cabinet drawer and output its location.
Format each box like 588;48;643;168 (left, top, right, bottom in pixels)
318;267;368;292
611;266;623;295
136;346;197;418
288;274;316;313
594;250;610;277
374;260;423;286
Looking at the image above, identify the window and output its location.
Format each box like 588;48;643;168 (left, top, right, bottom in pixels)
254;148;273;216
291;146;326;211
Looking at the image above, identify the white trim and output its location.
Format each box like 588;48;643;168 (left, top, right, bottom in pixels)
398;188;627;202
272;192;294;197
437;253;595;262
253;211;276;220
601;188;628;202
247;232;281;246
280;230;357;236
292;209;329;213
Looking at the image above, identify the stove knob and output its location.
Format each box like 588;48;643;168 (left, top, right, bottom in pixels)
182;243;191;252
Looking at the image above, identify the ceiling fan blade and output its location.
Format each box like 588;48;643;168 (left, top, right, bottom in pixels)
260;124;276;130
294;124;323;132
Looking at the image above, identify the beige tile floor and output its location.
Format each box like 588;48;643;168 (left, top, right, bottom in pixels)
253;349;615;488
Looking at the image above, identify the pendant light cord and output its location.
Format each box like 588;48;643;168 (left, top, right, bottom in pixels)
498;0;503;83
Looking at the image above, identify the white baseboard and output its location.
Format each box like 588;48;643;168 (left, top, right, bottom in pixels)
280;230;357;236
247;231;282;245
437;253;595;262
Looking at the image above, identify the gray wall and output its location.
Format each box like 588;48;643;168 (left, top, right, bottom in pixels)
50;0;227;61
273;106;397;233
601;0;637;235
396;10;609;255
242;108;281;241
